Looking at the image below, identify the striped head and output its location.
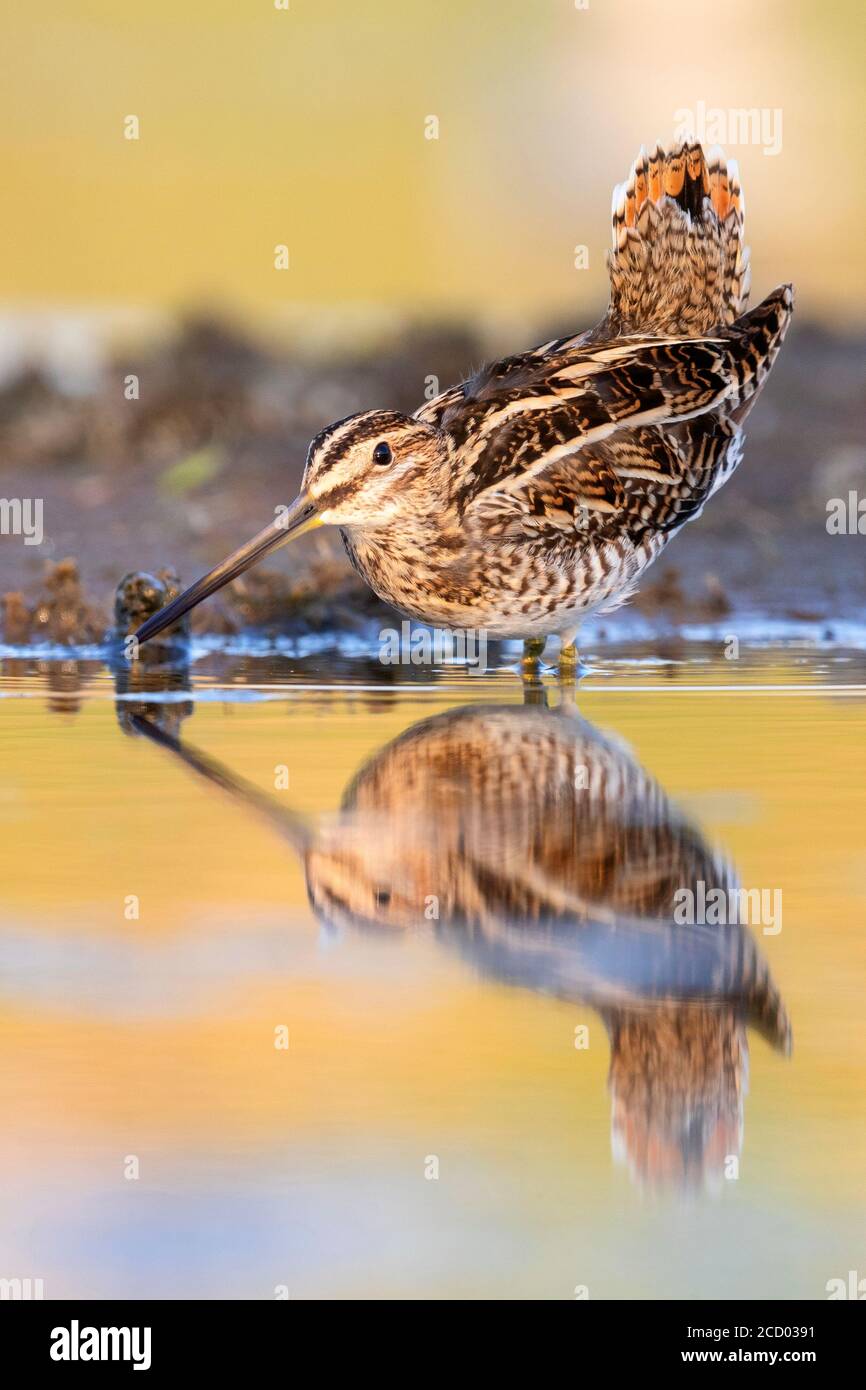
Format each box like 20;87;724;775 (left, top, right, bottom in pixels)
303;409;447;527
132;407;447;644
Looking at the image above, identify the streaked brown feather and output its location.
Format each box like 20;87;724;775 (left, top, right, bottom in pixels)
350;140;791;638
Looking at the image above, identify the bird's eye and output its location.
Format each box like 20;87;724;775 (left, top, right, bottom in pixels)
374;887;392;908
372;441;392;466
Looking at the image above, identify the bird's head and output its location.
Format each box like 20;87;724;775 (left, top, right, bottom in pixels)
303;409;446;527
133;408;447;645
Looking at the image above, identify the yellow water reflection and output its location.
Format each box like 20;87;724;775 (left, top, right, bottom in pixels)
0;662;864;1297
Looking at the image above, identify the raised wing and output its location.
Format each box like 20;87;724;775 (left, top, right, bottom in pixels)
416;286;792;519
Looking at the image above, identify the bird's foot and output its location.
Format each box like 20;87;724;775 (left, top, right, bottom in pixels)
519;639;550;702
558;641;580;674
521;637;547;675
556;640;587;697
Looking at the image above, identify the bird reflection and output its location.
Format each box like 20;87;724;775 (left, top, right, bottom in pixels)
133;697;790;1192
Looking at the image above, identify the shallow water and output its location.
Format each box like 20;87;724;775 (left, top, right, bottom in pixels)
1;640;864;1300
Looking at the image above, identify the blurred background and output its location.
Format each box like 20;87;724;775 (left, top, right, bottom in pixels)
1;0;864;631
3;0;865;323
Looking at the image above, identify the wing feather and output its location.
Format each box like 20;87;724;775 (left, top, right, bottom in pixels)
417;287;792;517
467;414;743;552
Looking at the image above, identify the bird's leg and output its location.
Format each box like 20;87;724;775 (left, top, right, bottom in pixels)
522;680;548;707
559;641;580;673
520;637;548;702
558;627;581;677
521;637;547;673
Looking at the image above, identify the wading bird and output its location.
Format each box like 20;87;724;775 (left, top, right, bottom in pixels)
135;140;793;669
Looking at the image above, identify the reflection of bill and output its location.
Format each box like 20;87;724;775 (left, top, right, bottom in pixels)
133;698;790;1193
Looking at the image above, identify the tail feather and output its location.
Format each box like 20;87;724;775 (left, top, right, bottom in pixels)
726;283;794;423
608;137;755;335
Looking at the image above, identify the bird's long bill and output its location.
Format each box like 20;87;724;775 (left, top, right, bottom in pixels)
134;493;321;645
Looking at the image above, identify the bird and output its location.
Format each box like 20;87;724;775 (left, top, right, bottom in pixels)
134;138;793;669
132;697;791;1190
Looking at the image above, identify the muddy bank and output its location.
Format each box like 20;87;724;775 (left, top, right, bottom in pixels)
1;315;864;645
2;552;392;647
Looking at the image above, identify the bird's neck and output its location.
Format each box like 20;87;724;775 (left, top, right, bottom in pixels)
340;501;472;627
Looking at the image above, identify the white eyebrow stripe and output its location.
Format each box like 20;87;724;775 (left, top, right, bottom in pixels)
316;416;366;457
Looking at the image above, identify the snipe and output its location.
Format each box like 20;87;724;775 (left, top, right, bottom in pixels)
135;139;793;669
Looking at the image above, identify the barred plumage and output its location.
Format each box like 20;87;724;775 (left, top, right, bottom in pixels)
135;137;794;660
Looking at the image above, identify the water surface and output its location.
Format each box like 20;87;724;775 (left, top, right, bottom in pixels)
1;642;864;1299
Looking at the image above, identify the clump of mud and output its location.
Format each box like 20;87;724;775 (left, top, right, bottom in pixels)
2;558;107;645
114;568;189;639
2;549;391;647
213;552;387;635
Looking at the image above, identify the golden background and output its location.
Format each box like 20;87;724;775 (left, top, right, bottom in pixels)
2;0;864;329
